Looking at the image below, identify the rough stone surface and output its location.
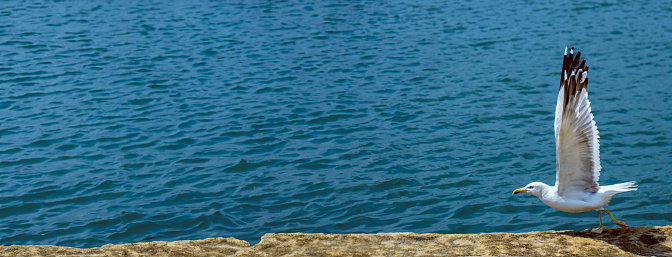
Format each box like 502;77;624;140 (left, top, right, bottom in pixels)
1;226;670;256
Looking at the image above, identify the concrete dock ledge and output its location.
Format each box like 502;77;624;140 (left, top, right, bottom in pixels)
0;226;670;256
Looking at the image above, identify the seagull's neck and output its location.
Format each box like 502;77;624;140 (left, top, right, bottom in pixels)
544;183;557;192
538;183;559;200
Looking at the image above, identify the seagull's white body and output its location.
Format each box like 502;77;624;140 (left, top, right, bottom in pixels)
525;182;636;213
514;47;636;231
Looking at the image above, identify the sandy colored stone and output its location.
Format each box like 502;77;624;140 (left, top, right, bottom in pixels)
0;226;670;256
0;237;250;257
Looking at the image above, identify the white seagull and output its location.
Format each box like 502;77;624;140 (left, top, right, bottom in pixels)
513;47;637;233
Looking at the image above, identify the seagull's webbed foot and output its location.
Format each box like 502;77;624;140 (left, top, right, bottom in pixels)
614;219;629;229
591;226;604;233
604;209;629;229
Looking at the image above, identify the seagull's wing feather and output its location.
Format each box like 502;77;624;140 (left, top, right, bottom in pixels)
554;47;601;195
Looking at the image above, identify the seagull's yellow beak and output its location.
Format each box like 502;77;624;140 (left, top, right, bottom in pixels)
512;188;527;195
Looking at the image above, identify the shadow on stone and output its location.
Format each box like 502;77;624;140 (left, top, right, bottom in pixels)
559;227;672;256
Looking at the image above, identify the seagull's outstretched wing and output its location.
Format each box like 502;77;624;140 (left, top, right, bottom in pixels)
554;47;601;196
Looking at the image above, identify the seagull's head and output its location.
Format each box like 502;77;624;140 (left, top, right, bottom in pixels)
512;182;546;197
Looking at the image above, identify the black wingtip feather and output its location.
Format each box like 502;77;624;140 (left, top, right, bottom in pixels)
578;59;586;72
560;46;590;110
573;51;581;67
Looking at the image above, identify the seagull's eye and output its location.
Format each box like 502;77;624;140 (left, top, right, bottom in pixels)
527;186;534;189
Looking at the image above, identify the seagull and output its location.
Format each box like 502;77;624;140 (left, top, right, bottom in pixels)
512;47;637;233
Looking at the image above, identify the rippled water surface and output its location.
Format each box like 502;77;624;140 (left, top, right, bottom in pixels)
1;0;671;247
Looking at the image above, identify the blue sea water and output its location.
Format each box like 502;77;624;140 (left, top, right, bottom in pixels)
1;0;671;248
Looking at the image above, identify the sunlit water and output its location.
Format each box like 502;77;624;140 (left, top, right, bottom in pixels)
1;0;671;247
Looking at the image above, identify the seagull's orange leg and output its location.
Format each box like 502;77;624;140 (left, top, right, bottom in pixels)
591;210;604;233
604;209;628;229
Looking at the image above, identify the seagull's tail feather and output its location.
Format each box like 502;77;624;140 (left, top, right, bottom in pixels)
597;181;636;207
599;181;637;196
